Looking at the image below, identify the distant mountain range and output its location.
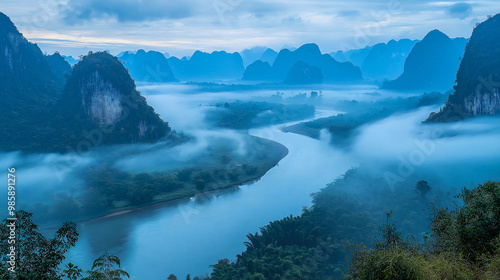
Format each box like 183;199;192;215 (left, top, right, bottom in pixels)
168;50;245;81
240;47;278;67
62;55;79;66
331;47;372;68
118;49;177;83
332;39;418;81
45;52;72;86
244;43;362;84
361;39;418;81
383;30;468;91
427;14;500;122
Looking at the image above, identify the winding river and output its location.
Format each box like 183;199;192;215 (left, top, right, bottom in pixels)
64;98;356;279
21;84;500;279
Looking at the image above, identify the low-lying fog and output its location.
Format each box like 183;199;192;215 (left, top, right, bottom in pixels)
1;83;499;279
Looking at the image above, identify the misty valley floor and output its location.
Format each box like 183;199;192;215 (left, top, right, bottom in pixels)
4;84;500;279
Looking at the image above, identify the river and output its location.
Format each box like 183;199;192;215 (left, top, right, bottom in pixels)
64;86;357;279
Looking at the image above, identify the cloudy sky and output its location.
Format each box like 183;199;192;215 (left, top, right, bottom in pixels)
2;0;499;58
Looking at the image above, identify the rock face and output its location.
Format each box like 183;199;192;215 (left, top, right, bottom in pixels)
0;12;173;152
383;30;467;91
80;71;123;125
463;84;500;115
62;51;171;144
168;50;245;81
426;14;500;122
118;49;176;83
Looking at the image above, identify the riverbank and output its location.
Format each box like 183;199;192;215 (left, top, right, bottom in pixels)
40;135;288;229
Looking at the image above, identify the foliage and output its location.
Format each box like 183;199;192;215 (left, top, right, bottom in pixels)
283;92;447;144
62;263;83;280
193;170;500;279
427;13;500;122
192;167;442;279
0;211;78;279
346;181;500;279
206;100;315;129
84;253;130;280
430;181;500;261
0;210;132;280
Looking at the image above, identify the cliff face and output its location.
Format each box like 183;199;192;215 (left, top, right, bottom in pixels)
0;12;173;152
80;71;123;125
62;52;171;144
464;84;500;115
426;14;500;122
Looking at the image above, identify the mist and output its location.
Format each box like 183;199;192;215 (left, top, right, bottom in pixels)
2;81;500;278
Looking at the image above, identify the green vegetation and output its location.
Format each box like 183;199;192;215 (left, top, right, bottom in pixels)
182;167;448;279
347;181;500;279
85;253;130;280
29;135;288;227
206;100;315;129
185;169;500;279
0;211;129;280
283;92;447;144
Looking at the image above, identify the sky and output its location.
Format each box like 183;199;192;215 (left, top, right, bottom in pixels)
2;0;499;58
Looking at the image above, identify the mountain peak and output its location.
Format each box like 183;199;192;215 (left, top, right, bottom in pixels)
426;13;500;122
423;29;451;42
0;12;18;35
62;51;171;143
296;43;322;55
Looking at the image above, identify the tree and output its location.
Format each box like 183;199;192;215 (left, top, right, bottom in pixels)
167;274;178;280
0;211;78;279
63;263;83;280
431;181;500;261
85;253;130;280
415;180;431;197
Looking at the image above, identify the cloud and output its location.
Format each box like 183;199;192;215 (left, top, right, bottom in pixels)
63;0;197;23
448;2;473;20
337;10;360;18
281;15;303;25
